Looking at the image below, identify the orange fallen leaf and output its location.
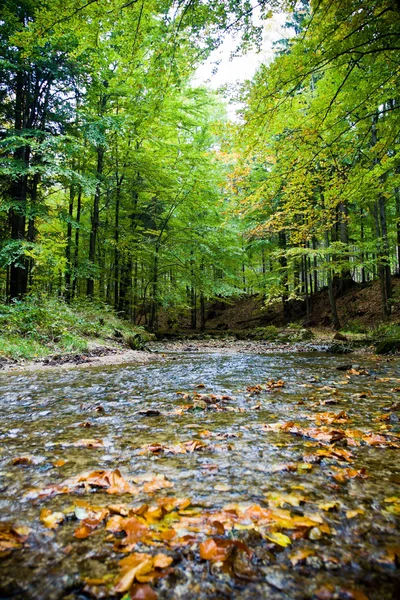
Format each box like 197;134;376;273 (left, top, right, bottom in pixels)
113;553;172;593
199;538;234;562
289;548;315;565
74;518;102;539
0;524;30;556
40;508;65;529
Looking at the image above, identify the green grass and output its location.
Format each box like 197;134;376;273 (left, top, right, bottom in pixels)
0;295;150;361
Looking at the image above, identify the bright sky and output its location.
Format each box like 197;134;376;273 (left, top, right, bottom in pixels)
193;12;288;118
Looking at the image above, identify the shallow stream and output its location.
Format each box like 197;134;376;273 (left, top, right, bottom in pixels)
0;347;399;599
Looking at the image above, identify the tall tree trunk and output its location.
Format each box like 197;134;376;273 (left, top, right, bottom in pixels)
72;188;82;300
395;181;400;274
360;209;366;284
200;262;205;331
114;183;121;309
278;232;289;316
65;184;75;302
312;236;318;296
9;71;28;300
325;230;341;330
27;171;39;291
149;246;159;331
303;251;310;320
379;193;392;310
190;250;196;329
87;145;104;298
372;113;391;316
336;201;352;294
132;261;138;323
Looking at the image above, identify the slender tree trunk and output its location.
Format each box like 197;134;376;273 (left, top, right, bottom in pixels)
379;193;392;311
395;182;400;274
114;183;121;309
149;246;159;331
312;237;318;296
372;113;391;316
72;187;82;300
27;171;38;290
65;184;75;302
278;232;289;316
360;209;366;284
325;230;341;330
132;261;138;323
303;251;310;320
9;72;28;300
190;250;196;329
200;262;205;331
87;145;104;298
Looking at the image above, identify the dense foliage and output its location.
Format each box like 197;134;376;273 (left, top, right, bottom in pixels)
1;0;399;331
231;0;400;327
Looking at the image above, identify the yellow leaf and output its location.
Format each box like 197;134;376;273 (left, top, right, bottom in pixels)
265;532;291;547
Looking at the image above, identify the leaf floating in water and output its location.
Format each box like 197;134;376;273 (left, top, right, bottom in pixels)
40;508;65;529
265;532;291;547
0;524;31;556
113;552;172;592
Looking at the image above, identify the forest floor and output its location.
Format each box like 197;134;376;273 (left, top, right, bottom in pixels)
1;277;400;371
166;277;400;334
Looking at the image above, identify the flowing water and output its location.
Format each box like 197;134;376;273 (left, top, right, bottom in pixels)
0;347;399;599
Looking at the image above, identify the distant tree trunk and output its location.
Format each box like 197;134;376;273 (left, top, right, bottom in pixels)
132;261;138;323
360;209;366;284
65;184;75;302
9;72;28;300
321;188;341;330
149;246;159;331
379;193;392;310
325;230;341;330
200;262;206;331
303;252;310;320
395;181;400;274
191;290;196;329
72;187;82;300
278;231;289;316
27;171;39;290
87;145;104;298
98;233;105;300
200;293;205;331
190;250;196;329
372;113;391;316
119;259;132;314
336;201;353;294
312;237;318;296
114;182;121;309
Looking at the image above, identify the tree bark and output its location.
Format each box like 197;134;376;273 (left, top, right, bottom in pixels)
87;145;104;298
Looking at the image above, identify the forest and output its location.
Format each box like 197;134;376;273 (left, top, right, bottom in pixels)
0;2;400;600
1;0;399;337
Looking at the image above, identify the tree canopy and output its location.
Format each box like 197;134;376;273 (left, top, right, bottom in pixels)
1;0;399;329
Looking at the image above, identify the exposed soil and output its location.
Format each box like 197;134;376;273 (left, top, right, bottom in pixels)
0;346;158;373
158;277;400;333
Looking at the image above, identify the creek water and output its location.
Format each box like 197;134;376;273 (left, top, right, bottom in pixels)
0;347;399;599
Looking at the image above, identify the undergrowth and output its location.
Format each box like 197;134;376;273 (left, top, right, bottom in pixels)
0;295;148;361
